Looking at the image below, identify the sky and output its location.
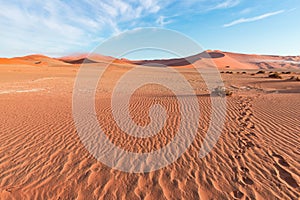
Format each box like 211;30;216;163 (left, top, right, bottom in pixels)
0;0;299;58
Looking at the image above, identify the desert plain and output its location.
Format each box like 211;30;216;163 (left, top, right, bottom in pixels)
0;51;299;199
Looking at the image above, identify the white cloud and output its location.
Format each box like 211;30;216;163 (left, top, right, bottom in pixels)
239;8;253;15
224;10;285;27
208;0;240;11
139;0;160;13
0;0;165;57
156;16;173;27
0;0;258;57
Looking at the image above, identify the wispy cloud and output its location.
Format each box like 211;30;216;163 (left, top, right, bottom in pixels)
223;10;285;27
0;1;291;57
156;16;173;26
209;0;240;10
0;0;163;57
239;7;253;15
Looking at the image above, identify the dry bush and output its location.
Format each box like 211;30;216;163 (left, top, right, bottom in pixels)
212;86;233;97
256;70;265;74
290;76;300;81
268;72;282;79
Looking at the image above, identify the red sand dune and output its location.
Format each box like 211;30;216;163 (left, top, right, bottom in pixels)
0;55;69;66
1;50;299;69
128;50;300;70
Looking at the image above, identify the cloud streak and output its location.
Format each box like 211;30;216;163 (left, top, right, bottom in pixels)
209;0;240;11
156;16;173;26
223;10;285;27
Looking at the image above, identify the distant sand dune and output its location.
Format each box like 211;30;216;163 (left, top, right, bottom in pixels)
1;50;299;69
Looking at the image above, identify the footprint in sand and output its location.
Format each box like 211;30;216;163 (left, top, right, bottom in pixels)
241;112;247;116
274;163;299;188
240;167;249;173
246;132;257;138
247;124;255;129
232;190;244;199
269;151;299;188
242;176;254;185
272;153;290;167
245;141;255;148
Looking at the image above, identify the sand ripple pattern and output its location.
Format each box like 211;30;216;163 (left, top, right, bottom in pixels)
0;68;299;199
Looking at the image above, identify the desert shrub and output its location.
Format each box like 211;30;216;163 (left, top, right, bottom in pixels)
225;65;230;68
226;71;233;74
225;90;233;96
220;71;225;73
290;76;300;81
256;70;265;74
251;73;255;76
282;71;291;74
268;72;282;79
242;72;246;74
212;86;233;97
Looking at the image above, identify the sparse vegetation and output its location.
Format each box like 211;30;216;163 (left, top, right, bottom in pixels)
282;71;291;74
212;86;233;97
290;76;300;81
268;72;282;79
256;70;265;74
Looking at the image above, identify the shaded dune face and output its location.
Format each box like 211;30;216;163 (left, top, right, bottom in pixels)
0;58;300;199
60;58;99;64
129;52;225;67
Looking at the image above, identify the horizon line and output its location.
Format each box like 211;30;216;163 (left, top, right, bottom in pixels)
1;49;299;60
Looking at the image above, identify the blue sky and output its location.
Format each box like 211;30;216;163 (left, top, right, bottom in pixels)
0;0;299;58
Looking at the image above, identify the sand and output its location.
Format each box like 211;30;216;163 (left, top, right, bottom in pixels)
0;53;299;199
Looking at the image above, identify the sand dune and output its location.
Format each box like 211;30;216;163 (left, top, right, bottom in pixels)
59;53;120;65
1;50;299;70
0;54;299;199
0;55;70;67
128;50;300;70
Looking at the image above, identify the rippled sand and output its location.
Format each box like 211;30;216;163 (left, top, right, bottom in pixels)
0;62;299;199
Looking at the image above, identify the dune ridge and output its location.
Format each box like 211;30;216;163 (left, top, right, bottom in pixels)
1;50;299;69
